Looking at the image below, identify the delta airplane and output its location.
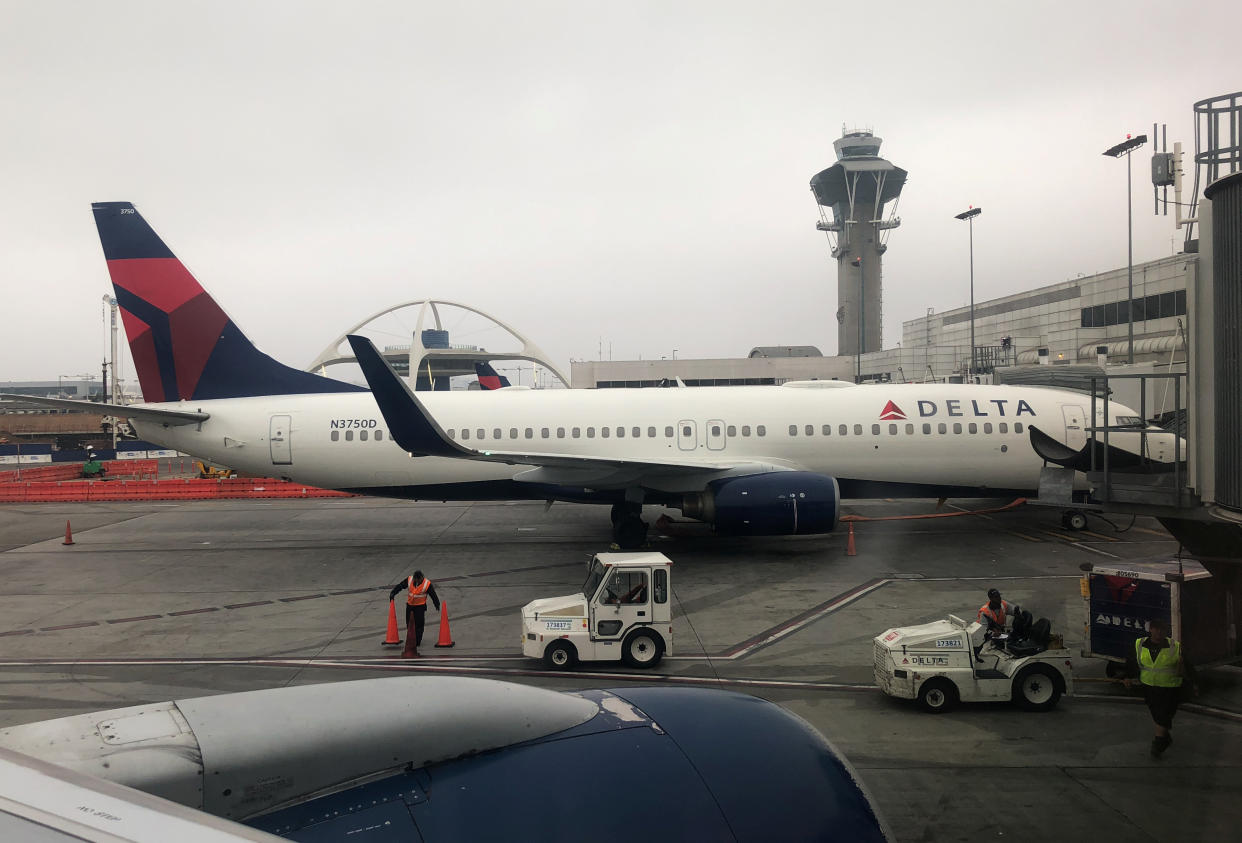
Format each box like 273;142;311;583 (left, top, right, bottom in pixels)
7;202;1182;547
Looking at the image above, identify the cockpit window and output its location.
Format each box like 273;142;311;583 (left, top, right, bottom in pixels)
1114;415;1145;427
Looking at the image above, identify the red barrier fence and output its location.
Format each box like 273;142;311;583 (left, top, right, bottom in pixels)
0;460;158;484
0;477;354;503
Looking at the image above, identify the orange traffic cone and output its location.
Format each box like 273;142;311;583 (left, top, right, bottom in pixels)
382;600;401;646
845;522;856;556
434;602;455;648
401;621;420;659
63;520;75;546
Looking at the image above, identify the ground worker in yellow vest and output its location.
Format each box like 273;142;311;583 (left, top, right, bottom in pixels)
388;570;441;658
1123;617;1197;758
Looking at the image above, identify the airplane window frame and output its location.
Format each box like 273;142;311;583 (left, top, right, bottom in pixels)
953;423;963;434
984;423;993;434
476;428;485;440
331;430;340;441
665;426;674;438
360;430;369;441
968;423;978;434
1015;422;1025;434
789;424;798;436
999;422;1009;434
345;430;354;441
905;423;914;435
839;424;848;436
573;427;582;438
923;423;931;434
938;423;947;434
871;424;881;435
741;425;751;437
757;425;766;437
375;430;384;441
727;425;736;437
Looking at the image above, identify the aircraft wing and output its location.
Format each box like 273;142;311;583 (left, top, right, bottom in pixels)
0;395;208;426
347;335;790;485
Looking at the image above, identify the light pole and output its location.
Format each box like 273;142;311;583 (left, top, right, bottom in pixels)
954;206;982;382
1103;133;1147;365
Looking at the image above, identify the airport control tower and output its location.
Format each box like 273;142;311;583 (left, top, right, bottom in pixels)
810;130;907;357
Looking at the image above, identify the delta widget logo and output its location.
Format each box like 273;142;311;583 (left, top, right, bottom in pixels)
878;401;907;420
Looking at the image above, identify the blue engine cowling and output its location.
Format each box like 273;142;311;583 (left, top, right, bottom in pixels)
683;471;840;536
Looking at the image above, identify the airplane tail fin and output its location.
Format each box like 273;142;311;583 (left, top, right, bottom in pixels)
474;361;511;390
91;202;364;401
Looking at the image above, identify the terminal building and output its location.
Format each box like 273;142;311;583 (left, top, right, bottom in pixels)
572;253;1191;393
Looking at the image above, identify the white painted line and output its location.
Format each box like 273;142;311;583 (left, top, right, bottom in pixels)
1071;542;1120;558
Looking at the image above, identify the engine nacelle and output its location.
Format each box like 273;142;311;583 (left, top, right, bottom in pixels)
680;471;840;536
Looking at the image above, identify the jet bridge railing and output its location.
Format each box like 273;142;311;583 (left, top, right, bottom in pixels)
1087;372;1188;508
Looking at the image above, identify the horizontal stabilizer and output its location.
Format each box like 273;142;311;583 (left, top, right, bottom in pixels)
0;395;208;426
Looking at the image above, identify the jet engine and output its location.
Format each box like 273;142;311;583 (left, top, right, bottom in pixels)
679;471;841;536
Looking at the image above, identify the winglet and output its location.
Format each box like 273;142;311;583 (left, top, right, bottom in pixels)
347;335;469;458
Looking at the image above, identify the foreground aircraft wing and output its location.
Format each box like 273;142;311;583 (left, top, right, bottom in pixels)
0;395;208;426
348;336;783;482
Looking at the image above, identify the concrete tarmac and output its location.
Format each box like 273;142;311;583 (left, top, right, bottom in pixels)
1;497;1239;841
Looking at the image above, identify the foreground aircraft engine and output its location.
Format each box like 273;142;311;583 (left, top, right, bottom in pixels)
679;471;841;536
0;676;890;842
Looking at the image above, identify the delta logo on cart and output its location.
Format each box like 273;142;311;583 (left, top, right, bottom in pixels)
878;400;907;420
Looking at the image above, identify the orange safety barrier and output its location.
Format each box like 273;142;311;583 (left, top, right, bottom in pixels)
0;477;356;503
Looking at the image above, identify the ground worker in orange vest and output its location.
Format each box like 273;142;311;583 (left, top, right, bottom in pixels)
388;570;441;657
1124;617;1197;758
976;588;1012;638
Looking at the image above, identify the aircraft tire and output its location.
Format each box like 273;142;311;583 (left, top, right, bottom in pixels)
614;516;648;549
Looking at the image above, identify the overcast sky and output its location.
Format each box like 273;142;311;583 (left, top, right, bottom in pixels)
2;1;1237;385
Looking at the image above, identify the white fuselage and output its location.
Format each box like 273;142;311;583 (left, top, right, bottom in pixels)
131;382;1170;500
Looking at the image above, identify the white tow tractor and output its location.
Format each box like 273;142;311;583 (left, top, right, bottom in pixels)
522;552;673;670
873;611;1074;713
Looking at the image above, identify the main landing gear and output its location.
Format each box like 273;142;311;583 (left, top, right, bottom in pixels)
611;502;649;549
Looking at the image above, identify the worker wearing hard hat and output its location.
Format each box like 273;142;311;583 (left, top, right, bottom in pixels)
389;570;441;658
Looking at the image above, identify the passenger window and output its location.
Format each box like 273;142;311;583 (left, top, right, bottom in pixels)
633;427;641;438
493;428;502;439
727;425;736;437
557;427;565;438
345;430;354;441
616;427;624;438
541;428;549;438
805;425;814;436
601;427;609;438
525;428;534;439
712;425;721;437
953;423;963;434
905;424;914;434
462;429;470;440
922;423;931;434
665;426;674;437
375;430;384;441
984;423;993;434
871;424;880;435
1015;422;1025;434
888;424;897;435
938;423;947;434
331;430;339;441
647;426;656;437
573;427;581;438
741;425;751;437
360;430;369;441
823;425;831;435
999;423;1009;434
477;429;485;440
654;569;668;604
968;423;977;434
839;424;847;436
510;428;518;439
586;427;595;438
682;425;691;438
789;424;798;436
757;425;766;436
